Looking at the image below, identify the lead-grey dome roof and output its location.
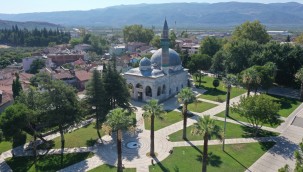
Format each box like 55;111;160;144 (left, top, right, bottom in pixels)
139;57;151;67
150;48;181;67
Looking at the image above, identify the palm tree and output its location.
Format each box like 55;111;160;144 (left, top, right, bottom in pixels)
142;99;165;157
191;115;222;172
177;87;197;140
295;67;303;100
222;74;237;150
241;68;261;96
106;108;133;172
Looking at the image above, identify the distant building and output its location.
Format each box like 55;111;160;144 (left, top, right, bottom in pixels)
0;90;13;113
75;70;92;90
22;56;45;72
48;54;84;66
109;44;126;56
267;31;291;36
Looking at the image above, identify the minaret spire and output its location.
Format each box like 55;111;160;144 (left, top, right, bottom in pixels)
160;19;170;71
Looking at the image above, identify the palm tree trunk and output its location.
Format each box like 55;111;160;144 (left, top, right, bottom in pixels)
117;130;123;172
59;124;65;167
182;103;188;140
247;84;250;97
150;114;155;156
226;86;231;117
202;134;209;172
300;82;303;101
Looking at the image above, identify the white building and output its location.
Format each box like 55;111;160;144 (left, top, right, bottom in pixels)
123;20;189;102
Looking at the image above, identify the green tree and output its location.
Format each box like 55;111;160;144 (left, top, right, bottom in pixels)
103;63;131;110
191;115;222;172
295;33;303;45
12;73;22;99
43;80;82;164
106;108;133;172
142;99;165;157
210;50;225;75
69;38;82;47
199;36;222;57
123;25;154;43
85;70;107;139
150;35;160;48
29;58;45;74
295;67;303;100
241;67;261;96
30;72;52;87
231;94;280;136
169;30;177;49
212;79;220;89
187;54;212;74
177;87;197;139
232;20;270;44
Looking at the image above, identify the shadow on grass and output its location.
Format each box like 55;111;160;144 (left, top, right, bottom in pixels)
241;126;278;138
203;88;227;97
270;94;299;110
185;139;203;154
223;150;249;170
153;156;170;172
196;152;222;167
86;138;96;147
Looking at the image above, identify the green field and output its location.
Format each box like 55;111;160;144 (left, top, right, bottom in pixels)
168;120;278;142
195;76;246;102
149;142;275;172
187;101;218;113
144;110;183;131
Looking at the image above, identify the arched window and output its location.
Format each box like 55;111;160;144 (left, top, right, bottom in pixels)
176;87;179;92
146;86;152;97
162;85;166;94
169;88;172;95
136;83;143;89
181;84;184;88
157;86;161;96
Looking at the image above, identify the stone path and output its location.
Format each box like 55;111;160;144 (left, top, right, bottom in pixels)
1;88;302;172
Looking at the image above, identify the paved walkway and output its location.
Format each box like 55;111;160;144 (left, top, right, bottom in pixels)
1;88;302;172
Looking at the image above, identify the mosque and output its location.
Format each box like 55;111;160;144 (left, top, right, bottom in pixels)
123;19;189;102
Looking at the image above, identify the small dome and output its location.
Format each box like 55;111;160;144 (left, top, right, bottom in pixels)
139;57;151;67
139;57;151;71
150;48;181;67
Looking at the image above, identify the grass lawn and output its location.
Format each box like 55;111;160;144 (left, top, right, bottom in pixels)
52;123;104;149
215;111;282;128
0;133;33;154
168;120;278;142
144;111;183;131
6;152;94;172
195;76;246;102
89;164;136;172
268;94;302;117
149;142;275;172
187;101;218;113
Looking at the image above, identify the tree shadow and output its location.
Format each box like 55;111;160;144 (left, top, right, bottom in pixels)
185;140;203;154
224;150;249;170
196;152;222;167
240;126;278;138
153;156;171;172
261;137;298;159
86;138;96;147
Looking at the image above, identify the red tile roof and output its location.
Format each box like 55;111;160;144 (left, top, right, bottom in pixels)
75;70;92;82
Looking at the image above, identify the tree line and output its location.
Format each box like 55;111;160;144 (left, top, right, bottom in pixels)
185;20;303;87
0;25;71;47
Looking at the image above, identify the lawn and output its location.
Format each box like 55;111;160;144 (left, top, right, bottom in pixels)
0;133;33;154
89;164;136;172
168;120;278;142
52;123;104;149
268;94;302;117
6;152;94;172
149;142;275;172
195;76;246;102
215;111;282;128
144;110;183;131
187;101;218;113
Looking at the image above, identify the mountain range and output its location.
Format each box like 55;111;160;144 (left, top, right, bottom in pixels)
0;20;62;30
1;2;303;28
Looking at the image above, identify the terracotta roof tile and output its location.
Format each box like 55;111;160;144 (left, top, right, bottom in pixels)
75;70;92;82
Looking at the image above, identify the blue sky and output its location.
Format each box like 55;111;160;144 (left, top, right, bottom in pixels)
1;0;303;14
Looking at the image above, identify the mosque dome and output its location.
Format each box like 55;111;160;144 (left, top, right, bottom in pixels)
150;48;181;67
139;57;151;71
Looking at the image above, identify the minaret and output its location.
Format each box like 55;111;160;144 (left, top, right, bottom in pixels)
160;19;170;71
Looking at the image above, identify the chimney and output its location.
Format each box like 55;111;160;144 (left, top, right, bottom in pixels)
0;90;3;104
